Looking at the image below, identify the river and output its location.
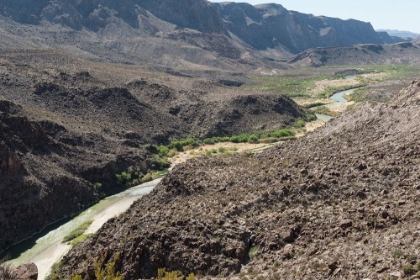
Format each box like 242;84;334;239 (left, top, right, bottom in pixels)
2;78;358;279
2;178;160;280
314;77;357;121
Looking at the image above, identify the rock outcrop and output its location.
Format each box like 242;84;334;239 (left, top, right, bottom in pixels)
0;0;396;69
216;3;383;53
58;81;420;279
377;31;412;44
289;42;420;67
10;263;38;280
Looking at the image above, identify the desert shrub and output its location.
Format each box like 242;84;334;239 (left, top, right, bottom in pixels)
93;253;123;280
152;154;170;170
62;220;93;243
393;250;403;258
157;145;170;157
203;138;215;145
259;137;278;143
272;129;295;138
238;134;250;143
141;173;153;183
229;135;240;143
403;264;415;275
116;171;132;183
218;147;227;153
70;233;93;246
293;118;306;128
170;138;199;151
156;268;195;280
71;273;83;280
170;141;183;151
248;135;259;143
248;246;258;259
166;149;178;157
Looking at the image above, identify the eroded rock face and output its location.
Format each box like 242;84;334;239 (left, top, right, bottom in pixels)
0;0;386;57
58;80;420;279
215;3;383;53
0;0;225;34
11;263;38;280
289;42;420;67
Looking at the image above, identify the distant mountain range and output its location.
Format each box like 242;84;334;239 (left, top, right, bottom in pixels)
0;0;416;72
377;29;420;39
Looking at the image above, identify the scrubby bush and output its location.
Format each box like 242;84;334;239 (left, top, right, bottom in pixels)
248;135;259;143
157;145;170;157
167;149;178;157
170;138;198;151
294;118;306;128
259;137;279;143
62;220;93;243
203;138;215;145
152;154;170;170
271;129;295;138
157;268;195;280
141;173;153;183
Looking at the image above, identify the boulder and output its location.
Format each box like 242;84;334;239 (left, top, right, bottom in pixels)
11;263;38;280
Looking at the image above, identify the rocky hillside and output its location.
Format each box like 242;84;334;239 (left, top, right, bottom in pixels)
216;3;382;53
377;31;413;44
0;0;396;73
377;29;420;40
58;79;420;279
290;42;420;67
0;48;307;251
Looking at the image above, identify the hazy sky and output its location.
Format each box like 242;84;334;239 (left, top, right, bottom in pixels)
211;0;420;34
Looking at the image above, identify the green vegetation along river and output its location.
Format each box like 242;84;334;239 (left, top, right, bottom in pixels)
314;78;357;121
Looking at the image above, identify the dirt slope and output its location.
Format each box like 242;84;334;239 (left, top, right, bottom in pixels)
59;80;420;279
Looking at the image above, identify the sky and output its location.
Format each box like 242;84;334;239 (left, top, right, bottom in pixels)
211;0;420;34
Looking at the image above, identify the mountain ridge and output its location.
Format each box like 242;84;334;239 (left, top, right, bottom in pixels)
0;0;399;72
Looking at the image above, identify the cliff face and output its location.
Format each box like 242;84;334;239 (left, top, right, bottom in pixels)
0;0;225;33
289;42;420;67
377;31;413;44
0;0;389;65
215;3;383;53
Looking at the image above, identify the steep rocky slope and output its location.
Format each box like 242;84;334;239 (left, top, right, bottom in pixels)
0;0;395;73
0;48;307;251
216;3;382;53
290;42;420;67
59;80;420;279
376;31;412;44
377;29;420;40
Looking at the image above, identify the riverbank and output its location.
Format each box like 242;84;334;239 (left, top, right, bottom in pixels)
5;179;160;280
3;83;359;280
